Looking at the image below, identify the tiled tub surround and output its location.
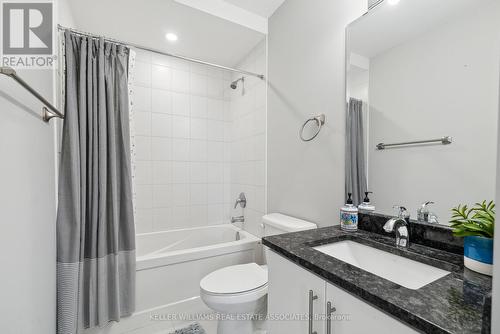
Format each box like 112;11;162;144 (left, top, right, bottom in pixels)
229;40;267;237
130;40;267;235
262;226;492;333
131;49;233;233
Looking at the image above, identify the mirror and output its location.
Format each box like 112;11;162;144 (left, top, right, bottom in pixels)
346;0;500;224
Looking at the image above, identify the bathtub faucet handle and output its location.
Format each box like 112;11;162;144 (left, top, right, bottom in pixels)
234;192;247;209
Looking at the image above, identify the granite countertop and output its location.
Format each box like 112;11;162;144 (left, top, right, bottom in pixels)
262;226;492;334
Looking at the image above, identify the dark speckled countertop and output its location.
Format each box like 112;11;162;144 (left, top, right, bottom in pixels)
262;226;492;334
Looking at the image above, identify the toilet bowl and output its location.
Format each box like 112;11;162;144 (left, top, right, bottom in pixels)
200;213;317;334
200;263;268;334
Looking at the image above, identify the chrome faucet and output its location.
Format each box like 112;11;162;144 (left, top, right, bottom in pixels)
231;193;246;224
383;206;410;248
417;201;439;224
234;192;247;209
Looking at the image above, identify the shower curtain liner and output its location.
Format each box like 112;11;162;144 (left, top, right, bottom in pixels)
56;30;136;334
346;97;367;206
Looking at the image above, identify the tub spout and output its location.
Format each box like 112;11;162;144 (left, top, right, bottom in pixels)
231;216;245;224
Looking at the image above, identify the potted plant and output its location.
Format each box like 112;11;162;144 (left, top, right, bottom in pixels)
450;201;495;276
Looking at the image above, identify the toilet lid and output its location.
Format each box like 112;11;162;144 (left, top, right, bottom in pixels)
200;263;268;295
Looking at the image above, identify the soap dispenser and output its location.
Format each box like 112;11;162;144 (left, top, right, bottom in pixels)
358;191;375;212
340;193;358;231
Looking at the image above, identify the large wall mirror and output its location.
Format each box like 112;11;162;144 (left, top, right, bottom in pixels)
346;0;500;224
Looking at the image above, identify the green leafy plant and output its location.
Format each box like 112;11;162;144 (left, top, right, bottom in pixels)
450;200;495;238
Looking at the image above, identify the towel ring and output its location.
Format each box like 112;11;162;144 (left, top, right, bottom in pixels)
300;114;326;142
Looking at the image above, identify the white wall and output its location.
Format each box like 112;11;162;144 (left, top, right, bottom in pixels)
0;70;56;334
267;0;367;227
0;2;74;332
131;50;234;232
229;39;267;237
347;70;369;102
368;2;500;222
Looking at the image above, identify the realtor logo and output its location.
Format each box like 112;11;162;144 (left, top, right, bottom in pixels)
1;1;54;68
3;2;52;54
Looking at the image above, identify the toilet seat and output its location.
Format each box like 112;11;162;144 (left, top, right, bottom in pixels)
200;263;268;296
201;283;268;309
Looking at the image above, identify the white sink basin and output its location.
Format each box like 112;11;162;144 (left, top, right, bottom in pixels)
314;241;450;290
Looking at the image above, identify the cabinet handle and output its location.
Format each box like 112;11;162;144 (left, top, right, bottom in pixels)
326;301;337;334
308;290;318;334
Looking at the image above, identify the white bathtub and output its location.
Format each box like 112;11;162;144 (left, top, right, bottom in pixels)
135;224;260;312
82;225;259;334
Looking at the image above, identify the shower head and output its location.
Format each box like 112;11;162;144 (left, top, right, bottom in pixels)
230;77;245;90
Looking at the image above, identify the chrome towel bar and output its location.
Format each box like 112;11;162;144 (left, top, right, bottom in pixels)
376;136;452;150
0;66;64;122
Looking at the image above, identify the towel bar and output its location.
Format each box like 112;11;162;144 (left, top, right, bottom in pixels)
376;136;452;150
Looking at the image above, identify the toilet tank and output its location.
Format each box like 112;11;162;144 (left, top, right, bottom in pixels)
262;213;317;236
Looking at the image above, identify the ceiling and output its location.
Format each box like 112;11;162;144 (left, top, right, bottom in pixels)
349;0;491;59
67;0;266;67
223;0;286;18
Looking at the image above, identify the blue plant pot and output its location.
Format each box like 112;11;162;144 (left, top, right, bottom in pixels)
463;236;494;276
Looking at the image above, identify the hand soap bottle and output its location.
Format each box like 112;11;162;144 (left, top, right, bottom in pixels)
358;191;375;212
340;193;358;231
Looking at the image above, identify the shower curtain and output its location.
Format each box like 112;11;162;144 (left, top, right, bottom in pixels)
346;97;367;206
56;31;136;334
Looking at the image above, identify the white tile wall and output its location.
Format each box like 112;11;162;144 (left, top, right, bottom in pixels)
229;40;268;238
131;39;267;235
131;49;233;233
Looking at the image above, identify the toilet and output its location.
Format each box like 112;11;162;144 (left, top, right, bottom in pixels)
200;213;317;334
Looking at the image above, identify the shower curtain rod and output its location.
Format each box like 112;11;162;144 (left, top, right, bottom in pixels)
57;25;265;80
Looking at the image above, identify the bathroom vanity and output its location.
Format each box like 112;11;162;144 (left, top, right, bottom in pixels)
263;213;492;334
266;251;419;334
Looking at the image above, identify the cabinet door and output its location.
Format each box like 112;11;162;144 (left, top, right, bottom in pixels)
267;250;326;334
325;283;420;334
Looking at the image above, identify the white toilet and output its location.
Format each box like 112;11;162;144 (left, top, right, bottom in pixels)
200;213;317;334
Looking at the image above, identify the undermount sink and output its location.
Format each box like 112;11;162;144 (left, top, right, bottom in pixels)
313;241;450;290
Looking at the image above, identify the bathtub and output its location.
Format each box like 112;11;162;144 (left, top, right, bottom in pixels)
135;224;260;312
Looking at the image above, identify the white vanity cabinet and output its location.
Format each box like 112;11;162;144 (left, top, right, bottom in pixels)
325;283;419;334
267;250;419;334
267;250;326;334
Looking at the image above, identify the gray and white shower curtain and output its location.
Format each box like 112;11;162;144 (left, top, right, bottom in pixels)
346;97;367;206
56;31;136;334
